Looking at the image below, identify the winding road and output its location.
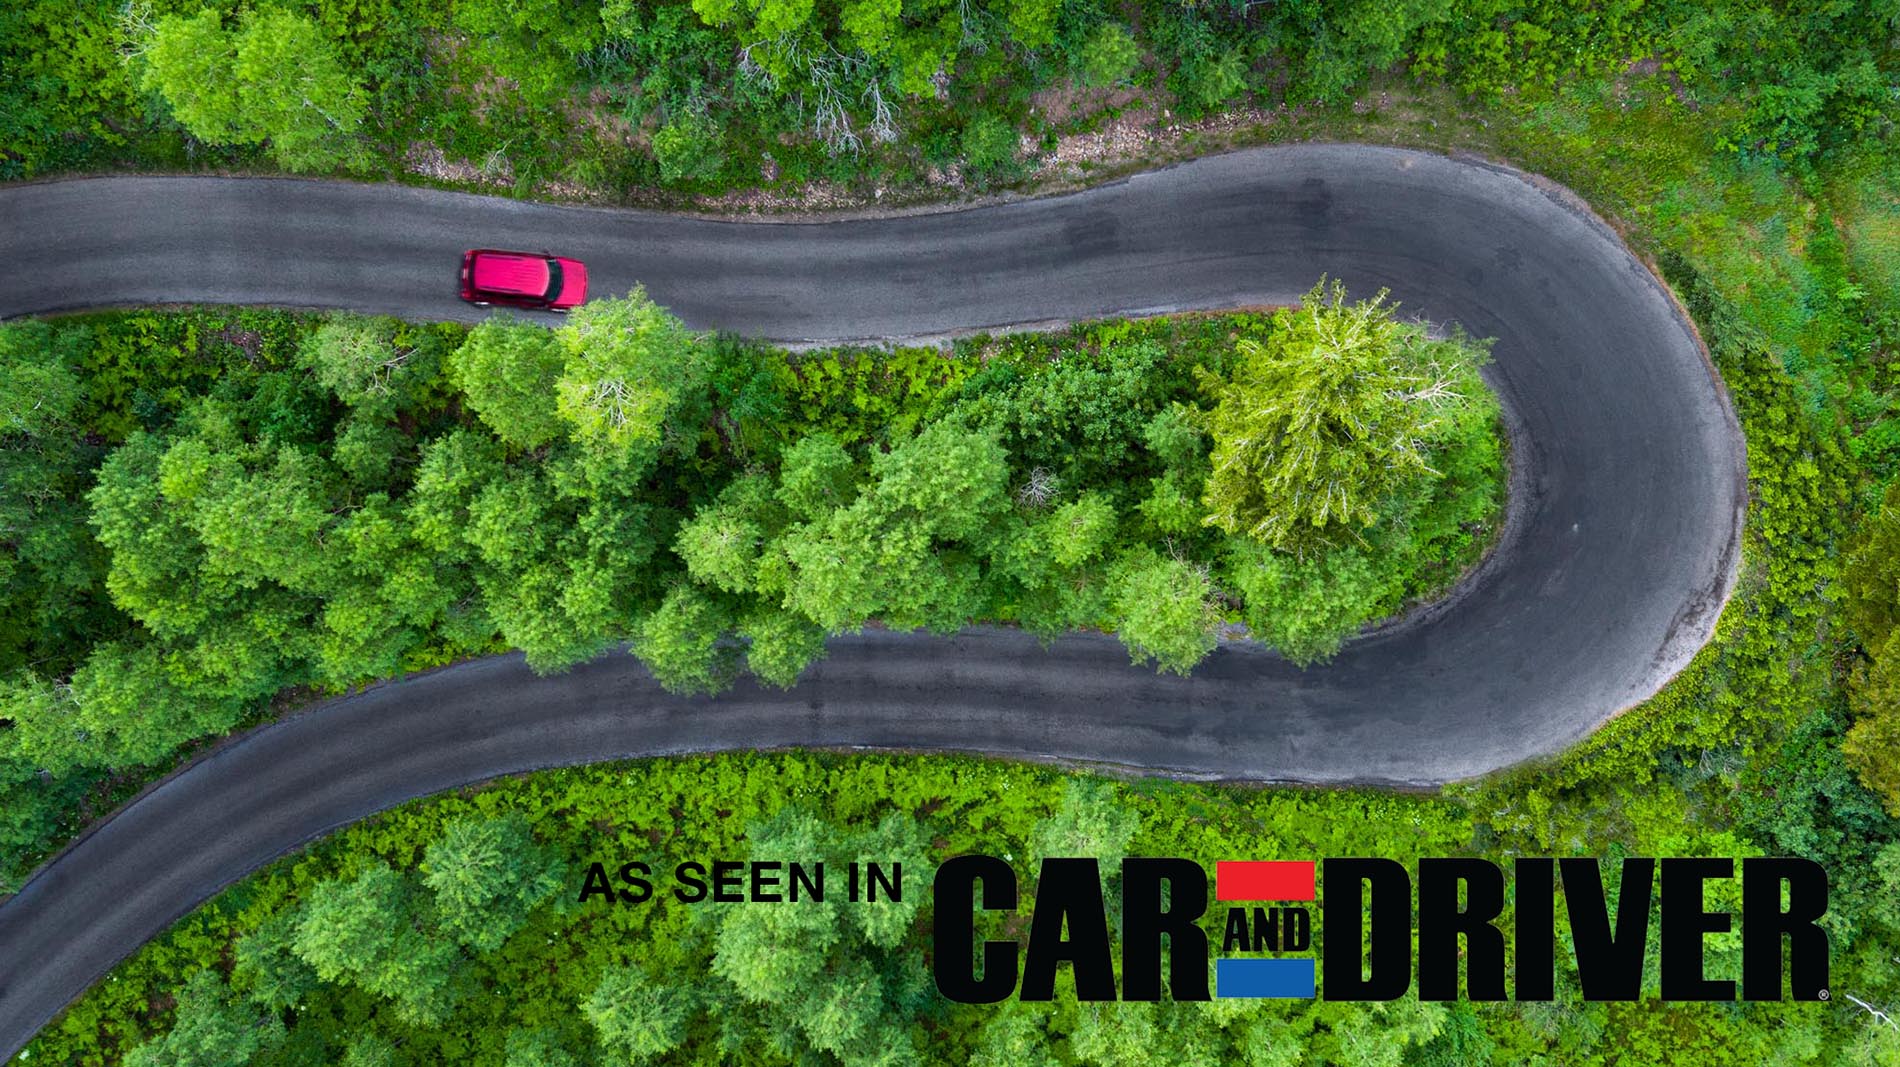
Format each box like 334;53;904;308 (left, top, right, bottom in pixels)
0;144;1745;1057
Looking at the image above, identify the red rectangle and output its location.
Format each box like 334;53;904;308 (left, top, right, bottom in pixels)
1216;861;1316;901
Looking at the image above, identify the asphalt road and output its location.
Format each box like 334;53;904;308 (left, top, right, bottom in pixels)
0;145;1746;1056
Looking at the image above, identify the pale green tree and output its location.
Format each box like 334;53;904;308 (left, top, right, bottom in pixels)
1076;24;1140;87
298;314;413;407
775;433;858;519
738;605;828;688
138;11;243;143
1201;278;1489;553
1030;777;1140;871
555;288;702;463
140;8;366;171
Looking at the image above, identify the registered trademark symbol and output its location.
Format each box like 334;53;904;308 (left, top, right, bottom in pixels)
1819;989;1831;1001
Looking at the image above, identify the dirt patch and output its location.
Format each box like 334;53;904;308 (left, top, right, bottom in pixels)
1030;80;1146;127
402;141;513;188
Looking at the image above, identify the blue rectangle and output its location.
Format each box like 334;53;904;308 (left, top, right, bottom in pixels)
1216;957;1316;998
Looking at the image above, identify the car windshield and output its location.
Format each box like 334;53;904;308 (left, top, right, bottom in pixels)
544;259;563;301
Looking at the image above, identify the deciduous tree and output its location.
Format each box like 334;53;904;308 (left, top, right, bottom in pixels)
451;319;567;449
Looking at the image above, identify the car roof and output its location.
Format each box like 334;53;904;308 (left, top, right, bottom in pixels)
470;251;550;296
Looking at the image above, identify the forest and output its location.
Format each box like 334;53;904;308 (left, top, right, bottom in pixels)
0;290;1502;893
3;0;1900;1063
1;0;1893;196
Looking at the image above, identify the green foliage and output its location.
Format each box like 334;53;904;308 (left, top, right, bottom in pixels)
652;109;726;184
1169;48;1248;117
1030;776;1138;870
583;964;693;1063
776;432;859;518
231;912;318;1011
292;862;465;1025
0;319;83;437
556;288;703;463
137;10;244;144
1107;549;1217;674
451;318;568;448
139;7;367;172
1226;538;1393;666
1076;23;1140;89
739;604;829;687
421;814;566;952
122;970;283;1067
960;113;1019;179
45;751;1890;1067
779;420;1010;634
631;584;735;694
1842;483;1900;812
1200;278;1496;555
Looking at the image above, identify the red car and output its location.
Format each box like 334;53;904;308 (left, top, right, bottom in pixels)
459;249;589;311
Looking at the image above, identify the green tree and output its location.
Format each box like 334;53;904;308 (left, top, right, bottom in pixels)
676;477;775;594
778;421;1009;633
421;814;565;952
66;640;245;767
407;430;506;560
555;288;703;463
232;911;318;1011
631;584;734;694
652;110;725;184
315;493;453;685
961;113;1019;178
297;314;413;407
1842;484;1900;810
123;970;284;1067
1201;277;1491;553
971;1002;1062;1067
138;11;244;144
1030;777;1139;870
776;432;858;519
504;1028;584;1067
231;8;367;171
583;964;694;1063
1041;494;1117;569
739;604;828;687
1077;24;1141;88
141;8;366;172
0;320;82;437
1846;631;1900;814
1109;550;1218;675
451;319;568;448
292;862;464;1025
710;808;923;1064
1226;538;1393;665
1171;48;1248;116
341;1035;404;1067
1842;488;1900;649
